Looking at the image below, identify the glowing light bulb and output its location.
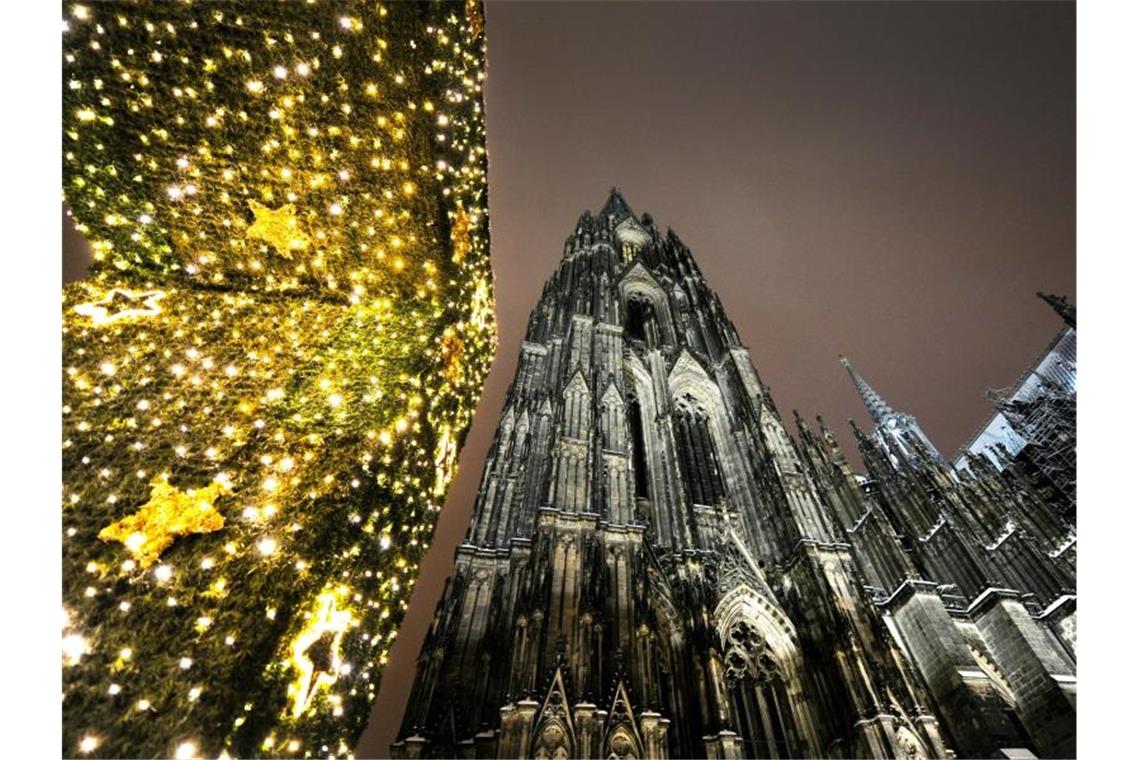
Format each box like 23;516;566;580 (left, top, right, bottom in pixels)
63;633;90;665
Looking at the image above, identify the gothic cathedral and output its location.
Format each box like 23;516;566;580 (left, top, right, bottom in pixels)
392;191;1076;759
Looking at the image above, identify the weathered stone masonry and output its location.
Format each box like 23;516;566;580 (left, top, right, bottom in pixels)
393;191;1076;759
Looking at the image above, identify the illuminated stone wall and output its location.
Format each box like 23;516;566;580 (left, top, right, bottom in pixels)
61;2;494;757
392;192;1075;760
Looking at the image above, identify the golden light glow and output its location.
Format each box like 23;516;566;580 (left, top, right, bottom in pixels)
62;1;493;756
245;201;312;257
73;288;165;326
97;476;228;569
286;586;355;718
62;633;90;667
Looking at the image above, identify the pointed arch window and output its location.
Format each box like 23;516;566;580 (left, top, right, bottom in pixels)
625;295;660;347
629;399;650;499
724;621;798;759
672;404;724;506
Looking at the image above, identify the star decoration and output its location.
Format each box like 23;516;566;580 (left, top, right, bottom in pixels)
73;288;165;326
288;587;353;718
98;475;230;568
432;423;458;498
246;200;311;257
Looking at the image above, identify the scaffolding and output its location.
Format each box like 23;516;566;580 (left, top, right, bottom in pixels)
986;366;1076;522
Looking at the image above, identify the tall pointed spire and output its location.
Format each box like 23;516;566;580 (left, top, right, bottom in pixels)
840;355;895;425
600;187;634;221
841;355;942;462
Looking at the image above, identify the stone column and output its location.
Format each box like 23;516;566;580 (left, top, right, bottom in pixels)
970;590;1076;758
886;582;1023;758
572;702;597;758
701;730;744;759
393;735;427;759
497;700;539;759
639;710;671;759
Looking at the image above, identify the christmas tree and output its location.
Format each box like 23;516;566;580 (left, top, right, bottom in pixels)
61;2;494;757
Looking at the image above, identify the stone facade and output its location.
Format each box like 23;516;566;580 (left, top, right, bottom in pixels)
392;191;1076;759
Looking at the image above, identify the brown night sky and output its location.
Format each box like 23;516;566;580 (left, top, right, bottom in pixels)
61;2;1074;757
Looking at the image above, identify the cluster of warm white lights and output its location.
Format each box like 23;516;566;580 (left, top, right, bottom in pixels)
62;2;493;757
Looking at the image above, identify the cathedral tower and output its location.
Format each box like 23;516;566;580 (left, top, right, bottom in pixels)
392;192;1076;759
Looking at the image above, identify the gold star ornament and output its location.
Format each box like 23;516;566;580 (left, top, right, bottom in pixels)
73;288;165;326
245;200;311;257
98;475;230;568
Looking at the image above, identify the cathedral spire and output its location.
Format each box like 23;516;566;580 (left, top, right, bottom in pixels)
839;355;894;425
841;355;941;462
600;187;634;221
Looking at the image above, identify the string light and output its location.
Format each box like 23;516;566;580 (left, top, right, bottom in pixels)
61;1;493;757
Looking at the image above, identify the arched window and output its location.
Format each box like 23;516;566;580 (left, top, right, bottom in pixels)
625;295;660;347
672;404;724;506
724;621;798;759
629;399;650;499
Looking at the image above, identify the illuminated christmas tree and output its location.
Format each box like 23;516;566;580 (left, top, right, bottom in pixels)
61;2;494;757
